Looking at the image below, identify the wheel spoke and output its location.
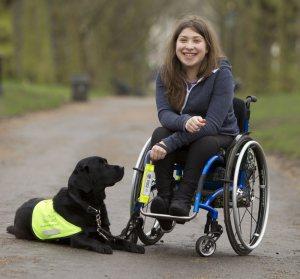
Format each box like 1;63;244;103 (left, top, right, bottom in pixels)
251;175;257;185
237;207;248;237
239;207;247;225
238;207;242;234
246;207;257;223
249;174;258;188
143;216;147;229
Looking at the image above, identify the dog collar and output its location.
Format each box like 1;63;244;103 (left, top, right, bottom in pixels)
68;192;100;216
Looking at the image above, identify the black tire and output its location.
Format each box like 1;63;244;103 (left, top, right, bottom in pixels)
120;225;139;244
224;136;269;255
195;236;216;257
135;194;164;245
130;138;164;245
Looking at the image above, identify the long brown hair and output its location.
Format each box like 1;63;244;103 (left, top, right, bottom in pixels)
161;16;223;112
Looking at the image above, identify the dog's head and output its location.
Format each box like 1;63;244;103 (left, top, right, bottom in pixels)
68;156;124;205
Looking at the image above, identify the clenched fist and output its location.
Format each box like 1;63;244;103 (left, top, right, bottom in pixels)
185;116;206;133
150;141;167;161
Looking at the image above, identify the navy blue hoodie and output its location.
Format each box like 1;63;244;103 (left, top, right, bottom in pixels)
156;59;239;153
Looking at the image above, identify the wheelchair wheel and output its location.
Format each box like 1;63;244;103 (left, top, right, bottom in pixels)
224;136;270;255
135;187;165;245
196;236;216;257
224;136;269;255
130;138;164;245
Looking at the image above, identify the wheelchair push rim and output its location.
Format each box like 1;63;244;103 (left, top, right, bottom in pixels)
136;187;165;245
231;140;269;251
130;138;164;245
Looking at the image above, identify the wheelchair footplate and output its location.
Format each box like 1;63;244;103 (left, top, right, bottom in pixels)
139;208;197;223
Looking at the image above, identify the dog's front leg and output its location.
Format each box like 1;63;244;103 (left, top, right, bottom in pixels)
99;202;111;232
70;234;113;254
110;237;145;254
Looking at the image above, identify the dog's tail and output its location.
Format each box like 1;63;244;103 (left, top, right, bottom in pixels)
6;225;15;235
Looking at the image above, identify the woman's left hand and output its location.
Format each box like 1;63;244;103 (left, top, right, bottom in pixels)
150;141;167;161
185;116;206;133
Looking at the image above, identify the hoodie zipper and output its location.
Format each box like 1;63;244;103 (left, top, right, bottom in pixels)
180;68;219;114
180;77;203;114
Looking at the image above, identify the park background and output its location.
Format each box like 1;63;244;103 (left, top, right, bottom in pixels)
0;0;299;160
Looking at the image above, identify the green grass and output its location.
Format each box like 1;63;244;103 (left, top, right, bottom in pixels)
242;93;300;159
0;80;107;117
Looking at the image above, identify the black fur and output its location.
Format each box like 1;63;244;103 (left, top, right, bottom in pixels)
7;156;144;254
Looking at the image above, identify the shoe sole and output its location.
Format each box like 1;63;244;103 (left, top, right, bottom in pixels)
169;206;190;217
150;199;173;231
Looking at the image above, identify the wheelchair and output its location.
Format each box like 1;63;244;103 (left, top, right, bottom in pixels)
121;96;269;257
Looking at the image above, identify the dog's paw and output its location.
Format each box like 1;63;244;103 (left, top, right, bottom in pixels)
96;244;113;254
135;245;145;254
128;244;145;254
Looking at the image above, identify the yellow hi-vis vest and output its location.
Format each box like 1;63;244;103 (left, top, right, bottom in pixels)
32;199;82;240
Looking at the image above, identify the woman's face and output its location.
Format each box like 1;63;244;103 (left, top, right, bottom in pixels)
175;27;208;72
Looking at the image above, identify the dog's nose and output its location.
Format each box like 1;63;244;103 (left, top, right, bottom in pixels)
119;166;125;175
113;165;124;171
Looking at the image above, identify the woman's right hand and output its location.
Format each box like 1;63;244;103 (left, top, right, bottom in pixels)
185;116;206;133
150;141;167;161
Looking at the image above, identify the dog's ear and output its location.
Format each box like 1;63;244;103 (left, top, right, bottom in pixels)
68;175;91;193
79;164;90;174
99;158;107;165
68;163;92;193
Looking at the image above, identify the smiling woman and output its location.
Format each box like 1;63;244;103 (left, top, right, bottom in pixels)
149;15;238;230
160;16;223;112
175;28;208;82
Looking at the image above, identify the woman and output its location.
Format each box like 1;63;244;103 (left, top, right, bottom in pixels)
150;16;239;231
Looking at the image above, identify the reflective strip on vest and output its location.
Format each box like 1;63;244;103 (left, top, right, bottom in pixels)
32;199;82;240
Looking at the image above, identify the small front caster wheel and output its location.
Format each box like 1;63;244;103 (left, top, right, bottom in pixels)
196;236;216;257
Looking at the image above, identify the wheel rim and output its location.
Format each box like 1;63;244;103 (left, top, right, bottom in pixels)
232;140;269;250
198;237;216;256
130;138;164;244
141;187;163;239
130;138;152;214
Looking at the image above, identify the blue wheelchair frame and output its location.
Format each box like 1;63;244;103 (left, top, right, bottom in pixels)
177;98;252;222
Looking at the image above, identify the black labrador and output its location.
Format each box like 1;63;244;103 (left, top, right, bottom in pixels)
7;156;144;254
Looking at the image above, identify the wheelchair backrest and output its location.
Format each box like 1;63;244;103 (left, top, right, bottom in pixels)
233;98;247;133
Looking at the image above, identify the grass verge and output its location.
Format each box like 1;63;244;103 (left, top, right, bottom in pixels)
239;92;300;159
0;80;107;117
